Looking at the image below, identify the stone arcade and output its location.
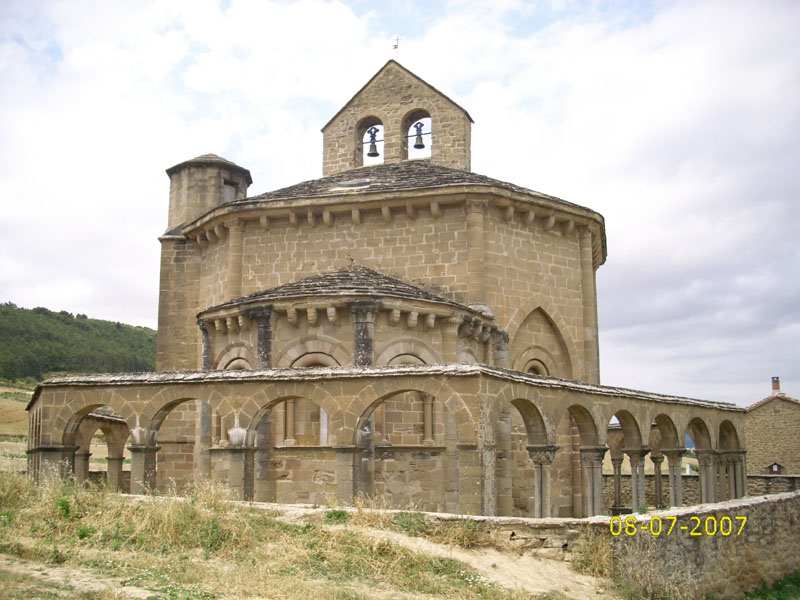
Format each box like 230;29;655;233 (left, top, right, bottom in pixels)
27;61;746;517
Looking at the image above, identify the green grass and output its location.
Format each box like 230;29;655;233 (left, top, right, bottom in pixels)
743;571;800;599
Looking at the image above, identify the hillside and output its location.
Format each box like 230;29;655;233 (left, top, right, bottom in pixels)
0;303;156;381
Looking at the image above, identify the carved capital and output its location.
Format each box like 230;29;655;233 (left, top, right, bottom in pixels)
527;444;558;465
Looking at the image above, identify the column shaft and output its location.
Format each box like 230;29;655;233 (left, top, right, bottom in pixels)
225;219;244;299
285;399;296;444
611;457;623;509
249;307;273;368
106;457;124;492
350;301;380;366
528;445;558;518
423;395;433;443
578;227;599;383
128;445;159;494
651;455;664;508
442;317;461;363
75;451;90;484
465;200;487;308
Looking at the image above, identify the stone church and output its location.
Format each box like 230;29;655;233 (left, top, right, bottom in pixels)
28;61;747;517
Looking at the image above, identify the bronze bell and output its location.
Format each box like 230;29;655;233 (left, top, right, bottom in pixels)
366;126;380;157
413;122;425;149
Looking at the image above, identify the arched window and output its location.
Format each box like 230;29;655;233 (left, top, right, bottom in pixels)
402;109;432;160
225;357;251;370
356;116;384;166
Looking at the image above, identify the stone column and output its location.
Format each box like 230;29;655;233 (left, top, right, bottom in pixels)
336;447;355;504
580;446;607;516
195;401;212;480
284;399;296;446
36;445;77;484
465;199;488;310
198;319;211;370
422;394;434;443
527;445;558;518
225;218;244;300
651;454;665;508
735;450;748;498
625;448;649;513
128;445;159;494
248;307;273;369
726;453;736;500
496;410;513;516
442;316;461;363
482;442;497;516
662;449;686;507
226;447;249;501
74;450;91;484
578;227;599;383
350;301;381;366
493;328;510;369
611;456;624;511
106;457;124;492
696;449;716;504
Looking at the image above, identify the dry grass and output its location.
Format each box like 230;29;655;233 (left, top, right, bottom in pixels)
572;525;694;600
0;473;539;600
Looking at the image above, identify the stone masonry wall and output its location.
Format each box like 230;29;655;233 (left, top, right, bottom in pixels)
745;397;800;474
322;61;472;175
239;203;469;308
485;205;585;379
598;491;800;599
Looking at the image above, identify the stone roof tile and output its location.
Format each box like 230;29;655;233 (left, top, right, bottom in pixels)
239;160;586;211
202;265;474;314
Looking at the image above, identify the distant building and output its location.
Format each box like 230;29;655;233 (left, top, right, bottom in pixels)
745;377;800;474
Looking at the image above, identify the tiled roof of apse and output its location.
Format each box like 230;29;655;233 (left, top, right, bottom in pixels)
201;265;475;314
237;160;588;211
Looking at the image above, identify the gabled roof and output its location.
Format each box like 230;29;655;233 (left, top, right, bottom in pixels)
199;265;479;316
746;393;800;412
321;60;473;132
239;160;590;212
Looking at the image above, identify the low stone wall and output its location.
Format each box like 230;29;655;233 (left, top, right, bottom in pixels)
593;491;800;599
748;474;800;496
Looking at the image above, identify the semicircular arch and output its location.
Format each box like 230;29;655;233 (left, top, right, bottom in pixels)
345;377;474;446
213;342;253;370
53;391;136;447
274;335;351;368
375;337;442;366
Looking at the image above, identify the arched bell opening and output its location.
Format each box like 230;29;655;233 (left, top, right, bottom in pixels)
402;109;432;160
356;116;384;166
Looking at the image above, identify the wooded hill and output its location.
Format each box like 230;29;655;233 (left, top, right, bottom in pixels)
0;302;156;380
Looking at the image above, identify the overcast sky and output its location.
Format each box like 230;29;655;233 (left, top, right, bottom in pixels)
1;0;797;406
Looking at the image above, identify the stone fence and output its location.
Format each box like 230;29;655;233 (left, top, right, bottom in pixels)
595;491;800;599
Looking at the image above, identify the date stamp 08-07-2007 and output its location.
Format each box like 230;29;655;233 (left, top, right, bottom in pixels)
609;515;747;537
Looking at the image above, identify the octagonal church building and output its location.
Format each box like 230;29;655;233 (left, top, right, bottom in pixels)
28;61;747;518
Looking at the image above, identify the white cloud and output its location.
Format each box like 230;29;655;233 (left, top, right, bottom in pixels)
1;0;798;404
